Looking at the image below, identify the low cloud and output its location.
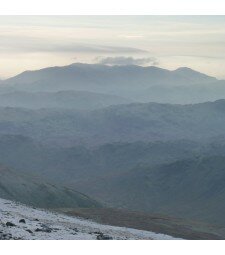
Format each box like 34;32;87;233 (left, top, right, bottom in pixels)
95;56;158;66
64;45;147;54
0;35;148;54
39;44;148;54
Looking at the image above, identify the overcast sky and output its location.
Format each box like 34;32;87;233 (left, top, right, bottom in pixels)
0;16;225;78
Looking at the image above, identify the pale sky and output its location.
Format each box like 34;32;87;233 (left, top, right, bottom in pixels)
0;16;225;79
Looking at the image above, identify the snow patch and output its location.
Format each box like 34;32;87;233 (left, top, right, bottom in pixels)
0;198;180;240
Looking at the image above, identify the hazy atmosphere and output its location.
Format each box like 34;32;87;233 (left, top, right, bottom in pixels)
1;15;225;241
1;16;225;78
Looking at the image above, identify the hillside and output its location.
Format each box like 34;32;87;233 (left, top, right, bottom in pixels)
2;135;225;227
0;165;100;209
0;198;177;240
76;156;225;226
0;100;224;146
0;135;205;183
0;90;132;110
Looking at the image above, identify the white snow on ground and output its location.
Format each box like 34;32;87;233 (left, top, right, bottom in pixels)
0;198;180;240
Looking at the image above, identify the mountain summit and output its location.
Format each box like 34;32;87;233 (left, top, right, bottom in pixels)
173;67;216;83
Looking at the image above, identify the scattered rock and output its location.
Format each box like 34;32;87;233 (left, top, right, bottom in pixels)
35;228;52;233
97;233;113;240
0;233;12;240
35;228;43;232
19;219;26;224
6;222;16;227
40;223;49;228
26;229;33;234
91;231;103;235
52;227;60;231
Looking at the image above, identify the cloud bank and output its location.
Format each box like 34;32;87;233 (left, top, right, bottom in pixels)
95;56;159;66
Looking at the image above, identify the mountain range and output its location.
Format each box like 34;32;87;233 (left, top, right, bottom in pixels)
0;63;223;105
0;99;224;146
1;63;225;236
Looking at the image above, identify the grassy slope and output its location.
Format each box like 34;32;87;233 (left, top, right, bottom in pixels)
59;207;225;240
0;166;101;209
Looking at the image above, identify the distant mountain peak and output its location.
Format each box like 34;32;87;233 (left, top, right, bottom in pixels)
174;67;205;75
173;66;217;83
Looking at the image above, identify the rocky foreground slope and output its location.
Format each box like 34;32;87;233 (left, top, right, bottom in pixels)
0;198;178;240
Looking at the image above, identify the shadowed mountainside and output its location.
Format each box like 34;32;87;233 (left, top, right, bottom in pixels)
0;90;132;110
0;165;100;209
75;156;225;226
